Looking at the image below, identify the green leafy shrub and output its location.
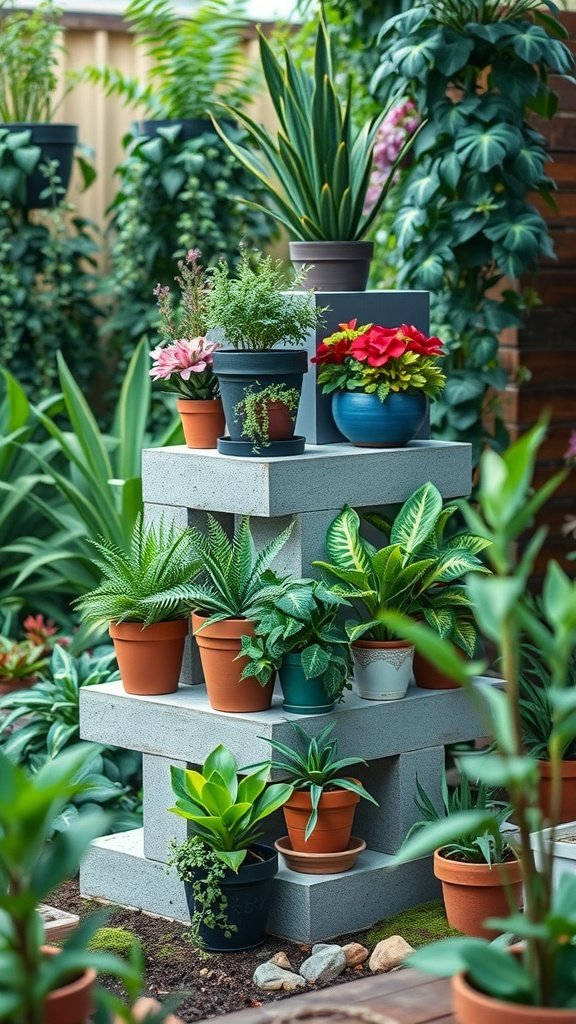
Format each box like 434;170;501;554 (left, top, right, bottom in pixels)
371;0;574;459
0;644;142;833
0;0;64;122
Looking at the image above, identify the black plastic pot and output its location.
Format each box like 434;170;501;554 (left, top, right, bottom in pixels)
184;844;278;951
4;123;77;209
212;349;308;453
289;240;374;292
132;118;214;141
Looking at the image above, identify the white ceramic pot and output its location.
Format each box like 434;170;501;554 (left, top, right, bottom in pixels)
351;639;414;700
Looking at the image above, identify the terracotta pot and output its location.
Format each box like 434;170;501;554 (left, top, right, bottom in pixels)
109;619;188;696
352;638;414;700
538;759;576;825
282;784;360;853
191;612;273;712
262;400;297;441
434;849;523;939
275;835;365;874
413;647;463;690
452;960;576;1024
43;946;95;1024
176;398;225;449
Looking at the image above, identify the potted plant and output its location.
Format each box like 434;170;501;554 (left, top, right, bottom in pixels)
205;247;322;456
75;515;201;696
213;14;422;291
167;744;293;951
312;319;446;447
313;484;489;700
232;382;301;455
376;421;576;1023
150;248;224;449
186;515;294;712
0;0;82;208
239;578;352;714
520;644;576;824
0;743;141;1023
254;721;378;873
366;500;490;689
404;771;520;938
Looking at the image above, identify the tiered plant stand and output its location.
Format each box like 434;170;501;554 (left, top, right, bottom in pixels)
79;438;494;942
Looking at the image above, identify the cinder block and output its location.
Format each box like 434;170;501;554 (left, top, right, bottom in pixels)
141;440;472;517
80;678;498;766
354;747;445;855
293;290;430;444
80;828;439;942
142;755;187;863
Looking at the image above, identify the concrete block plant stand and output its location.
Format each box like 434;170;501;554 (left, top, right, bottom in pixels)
78;286;491;942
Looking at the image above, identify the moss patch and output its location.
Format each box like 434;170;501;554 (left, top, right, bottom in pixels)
365;900;460;949
87;926;142;959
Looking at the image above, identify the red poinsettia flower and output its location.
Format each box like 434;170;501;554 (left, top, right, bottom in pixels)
399;324;444;357
349;325;407;367
312;337;351;364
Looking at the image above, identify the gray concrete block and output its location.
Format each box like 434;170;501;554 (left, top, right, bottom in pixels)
354;747;445;855
142;755;187;863
79;678;498;765
141;440;472;517
293;290;430;445
79;828;439;942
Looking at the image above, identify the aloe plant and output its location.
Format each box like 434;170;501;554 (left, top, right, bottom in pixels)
183;515;294;627
75;514;201;629
213;13;421;241
314;483;489;643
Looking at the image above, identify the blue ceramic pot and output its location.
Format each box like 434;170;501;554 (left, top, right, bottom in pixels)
331;391;428;447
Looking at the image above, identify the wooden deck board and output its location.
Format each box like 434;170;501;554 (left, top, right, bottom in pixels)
196;970;454;1024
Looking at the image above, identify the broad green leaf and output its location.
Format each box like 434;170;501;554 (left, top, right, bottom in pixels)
393;810;498;865
391;482;443;553
325;505;372;577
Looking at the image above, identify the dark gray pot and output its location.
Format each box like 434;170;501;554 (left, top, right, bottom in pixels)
212;349;308;444
132;117;214;140
289;241;374;292
4;123;77;209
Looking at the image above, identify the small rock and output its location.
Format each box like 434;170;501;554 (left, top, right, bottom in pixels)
253;963;306;992
311;943;332;954
300;944;347;984
342;942;369;967
369;935;414;973
270;951;292;971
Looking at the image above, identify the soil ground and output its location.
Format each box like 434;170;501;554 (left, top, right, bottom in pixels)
53;879;381;1022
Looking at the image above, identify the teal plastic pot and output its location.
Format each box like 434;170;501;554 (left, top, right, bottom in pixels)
278;653;335;715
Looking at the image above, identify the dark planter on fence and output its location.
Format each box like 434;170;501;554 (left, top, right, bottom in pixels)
184;843;278;952
212;349;308;456
279;653;335;715
5;123;77;209
132;117;214;140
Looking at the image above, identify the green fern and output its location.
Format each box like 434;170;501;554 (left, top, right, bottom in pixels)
185;515;294;626
75;515;202;629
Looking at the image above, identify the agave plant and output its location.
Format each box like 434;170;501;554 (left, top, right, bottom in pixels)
255;721;378;840
314;483;490;643
75;514;201;630
183;514;295;627
213;13;421;241
405;769;512;866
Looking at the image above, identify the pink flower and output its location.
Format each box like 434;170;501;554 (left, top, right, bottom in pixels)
150;337;218;382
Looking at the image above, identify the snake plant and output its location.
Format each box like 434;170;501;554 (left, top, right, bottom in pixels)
213;13;421;241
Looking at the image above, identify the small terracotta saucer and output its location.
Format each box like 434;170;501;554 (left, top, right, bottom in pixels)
274;836;366;875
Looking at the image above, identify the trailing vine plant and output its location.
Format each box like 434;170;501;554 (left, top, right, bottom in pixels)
371;0;574;460
233;383;300;453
